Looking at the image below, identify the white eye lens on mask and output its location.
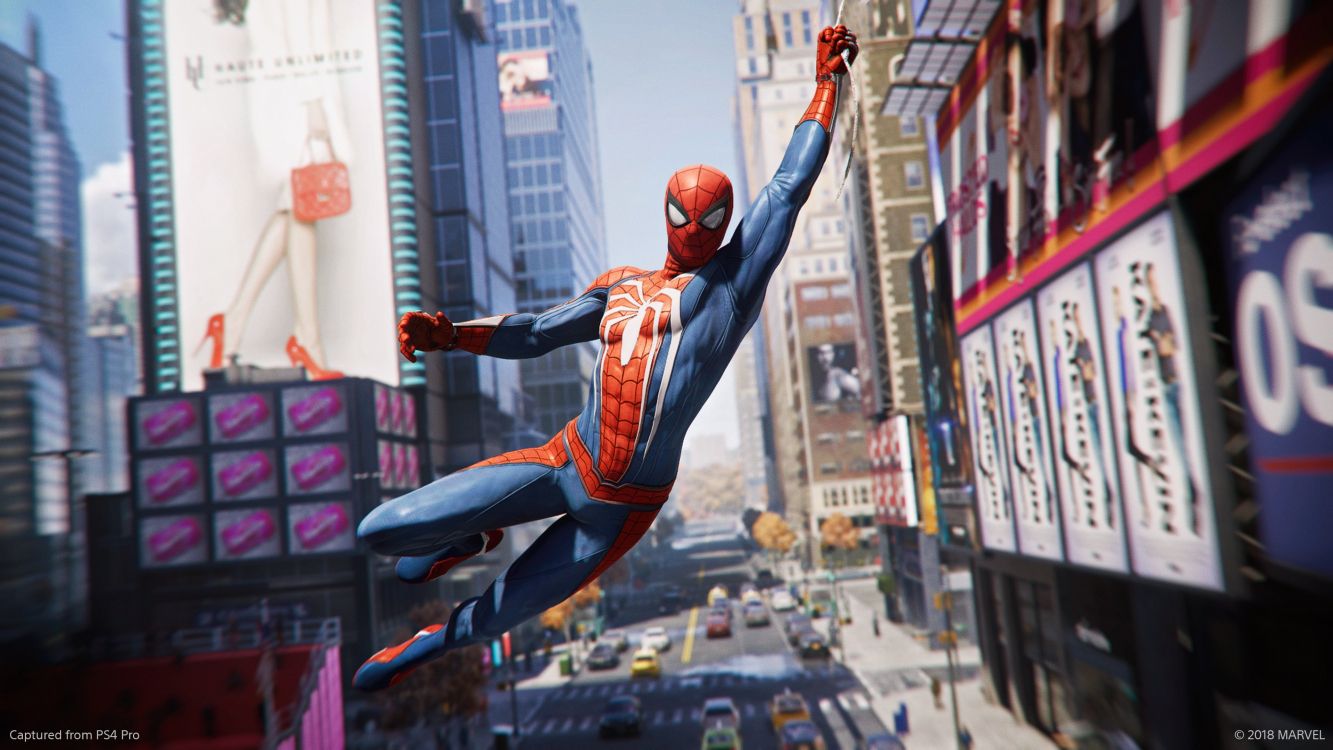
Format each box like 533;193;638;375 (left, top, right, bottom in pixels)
667;202;688;228
700;206;726;230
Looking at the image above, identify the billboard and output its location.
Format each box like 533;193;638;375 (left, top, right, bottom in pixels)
213;507;282;561
909;229;971;490
137;455;206;509
1037;263;1129;572
288;501;355;554
806;343;862;405
281;384;349;437
208;391;276;444
140;513;208;568
960;324;1015;552
1223;106;1333;579
1094;212;1222;590
164;0;399;390
498;50;553;111
994;300;1064;561
211;449;279;502
871;417;920;528
284;442;351;496
133;397;204;451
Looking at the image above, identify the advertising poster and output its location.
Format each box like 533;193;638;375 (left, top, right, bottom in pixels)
214;507;282;561
960;325;1015;552
1094;212;1222;590
134;397;204;451
281;384;348;437
994;300;1064;561
807;343;862;405
137;455;206;509
373;383;392;433
1223;107;1333;578
164;0;399;390
288;501;355;554
1037;263;1129;572
909;228;972;491
140;514;208;568
498;50;552;111
211;449;278;502
208;391;276;444
285;442;351;496
889;416;919;528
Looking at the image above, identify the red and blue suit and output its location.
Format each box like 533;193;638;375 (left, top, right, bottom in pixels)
354;26;858;691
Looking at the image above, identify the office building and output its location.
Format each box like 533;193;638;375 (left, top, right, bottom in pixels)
495;0;608;435
0;29;90;646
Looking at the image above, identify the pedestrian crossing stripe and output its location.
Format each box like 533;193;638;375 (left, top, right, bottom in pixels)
524;698;840;736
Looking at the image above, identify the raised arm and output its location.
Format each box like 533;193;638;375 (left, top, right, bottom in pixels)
397;267;645;362
720;26;857;309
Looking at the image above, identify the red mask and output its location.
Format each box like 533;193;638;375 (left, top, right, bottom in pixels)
664;164;732;273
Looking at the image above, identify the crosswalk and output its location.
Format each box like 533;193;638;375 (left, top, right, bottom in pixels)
523;698;778;736
548;670;831;702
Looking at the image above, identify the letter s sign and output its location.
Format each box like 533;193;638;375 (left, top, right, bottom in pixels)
1224;109;1333;578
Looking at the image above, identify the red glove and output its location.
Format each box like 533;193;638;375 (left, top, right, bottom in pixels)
816;25;859;79
397;311;455;362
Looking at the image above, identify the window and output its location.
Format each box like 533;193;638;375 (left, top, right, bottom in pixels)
803;314;831;329
900;116;919;137
910;213;930;242
782;12;792;46
905;161;924;189
833;312;856;327
799;286;829;302
830;283;852;298
748;58;758;76
815;258;825;273
801;11;812;44
745;16;755;51
539;26;550;46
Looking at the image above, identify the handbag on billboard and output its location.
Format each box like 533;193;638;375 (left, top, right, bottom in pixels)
290;135;351;223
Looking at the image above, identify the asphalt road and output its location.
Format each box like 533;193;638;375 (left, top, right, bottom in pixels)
510;538;891;749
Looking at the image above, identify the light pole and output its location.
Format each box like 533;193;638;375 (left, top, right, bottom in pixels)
939;566;963;750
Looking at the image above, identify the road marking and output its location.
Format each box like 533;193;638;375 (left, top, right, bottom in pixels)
681;606;700;663
579;717;593;731
541;718;559;734
559;717;573;733
671;709;683;724
644;681;657;692
651;709;666;725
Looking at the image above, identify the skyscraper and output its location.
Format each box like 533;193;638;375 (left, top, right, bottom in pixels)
0;27;89;644
87;281;142;494
495;0;608;436
731;0;873;561
416;0;537;470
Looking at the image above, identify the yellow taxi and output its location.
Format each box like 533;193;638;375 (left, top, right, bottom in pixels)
769;689;811;733
708;585;729;607
629;647;662;678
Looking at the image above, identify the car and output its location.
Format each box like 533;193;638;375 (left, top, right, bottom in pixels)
706;612;732;638
629;648;661;678
598;695;642;738
710;601;733;621
785;614;814;646
798;632;830;659
701;727;743;750
588;643;621;670
708;585;729;607
807;587;833;618
700;696;740;730
770;590;797;612
863;732;907;750
754;568;777;588
601;629;629;652
743;603;770;627
741;589;764;607
769;690;811;733
779;719;826;750
642;626;671;652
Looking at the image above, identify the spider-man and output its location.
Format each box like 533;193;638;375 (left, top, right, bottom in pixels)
354;25;858;691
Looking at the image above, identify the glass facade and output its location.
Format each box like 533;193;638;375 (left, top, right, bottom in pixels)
418;0;536;468
495;0;607;436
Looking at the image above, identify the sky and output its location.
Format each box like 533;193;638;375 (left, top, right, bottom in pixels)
1;0;745;451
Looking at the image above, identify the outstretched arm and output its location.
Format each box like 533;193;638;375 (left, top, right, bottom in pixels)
721;26;857;310
398;267;644;361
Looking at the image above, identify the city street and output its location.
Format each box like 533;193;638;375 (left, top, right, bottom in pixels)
498;536;892;749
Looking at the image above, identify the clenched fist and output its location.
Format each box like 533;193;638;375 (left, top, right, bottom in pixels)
816;25;859;78
397;311;455;362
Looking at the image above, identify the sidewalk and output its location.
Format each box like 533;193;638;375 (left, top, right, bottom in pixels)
821;580;1056;750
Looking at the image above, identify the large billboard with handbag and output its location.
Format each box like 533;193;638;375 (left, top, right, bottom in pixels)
162;0;399;389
